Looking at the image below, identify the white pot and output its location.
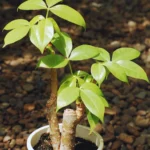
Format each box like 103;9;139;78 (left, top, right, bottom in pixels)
27;124;104;150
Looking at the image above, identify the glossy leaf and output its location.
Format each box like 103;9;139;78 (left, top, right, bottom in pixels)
51;32;72;57
29;18;54;53
116;60;149;82
58;76;77;93
87;111;99;134
91;63;106;86
57;87;79;111
104;61;128;82
3;26;29;47
46;0;62;7
30;15;45;26
37;54;68;68
75;70;90;78
69;45;99;61
80;89;105;122
93;48;110;61
80;82;103;96
112;47;140;61
49;18;60;33
4;19;29;30
50;5;86;28
18;0;47;10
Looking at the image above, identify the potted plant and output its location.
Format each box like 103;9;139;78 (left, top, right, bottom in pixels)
3;0;149;150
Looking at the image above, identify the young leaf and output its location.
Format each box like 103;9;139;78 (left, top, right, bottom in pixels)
50;4;86;28
29;18;54;53
104;61;128;82
3;26;29;47
18;0;47;10
116;60;149;82
93;48;110;61
46;0;62;7
112;47;140;61
75;70;90;78
69;45;99;61
30;15;45;26
51;32;72;57
80;89;105;122
91;63;106;86
4;19;29;30
87;111;99;134
37;54;68;68
57;87;79;111
80;82;103;96
58;76;77;93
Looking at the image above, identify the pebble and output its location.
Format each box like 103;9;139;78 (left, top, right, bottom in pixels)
136;91;147;99
15;138;24;146
133;136;146;146
128;20;137;32
94;123;103;133
135;115;150;128
111;140;122;150
105;108;117;115
24;103;35;112
126;125;140;136
119;133;134;144
0;102;10;109
3;135;11;142
0;127;7;136
9;139;16;148
22;83;34;92
12;125;22;134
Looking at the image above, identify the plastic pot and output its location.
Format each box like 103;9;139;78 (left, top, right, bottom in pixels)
27;124;104;150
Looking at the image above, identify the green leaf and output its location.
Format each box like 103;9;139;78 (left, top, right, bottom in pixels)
29;18;54;53
46;0;62;7
116;60;149;82
4;19;29;30
30;15;45;26
18;0;47;10
37;54;68;68
87;111;99;134
80;89;105;122
57;87;79;111
49;18;60;33
51;32;72;57
112;47;140;61
69;45;99;61
3;26;29;47
58;76;77;93
80;82;103;96
93;48;110;61
104;61;128;82
91;63;106;86
75;70;90;78
50;4;86;28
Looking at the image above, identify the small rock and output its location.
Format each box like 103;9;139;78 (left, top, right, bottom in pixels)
109;41;121;49
103;134;115;142
105;108;117;115
12;125;22;134
15;138;24;146
121;115;132;124
3;135;11;142
135;115;150;128
128;20;137;32
9;139;16;148
119;133;134;144
133;136;146;146
126;125;139;136
137;110;147;116
133;43;146;52
0;127;6;136
24;103;35;112
7;108;17;115
0;102;10;109
94;123;103;133
0;89;5;95
136;91;147;99
111;140;122;150
22;83;34;92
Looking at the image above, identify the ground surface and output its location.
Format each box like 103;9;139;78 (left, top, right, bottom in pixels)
0;0;150;150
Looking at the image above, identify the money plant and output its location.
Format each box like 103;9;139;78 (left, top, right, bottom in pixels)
3;0;149;150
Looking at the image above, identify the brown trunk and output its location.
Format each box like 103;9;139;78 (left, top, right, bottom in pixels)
46;69;61;150
76;101;85;123
60;109;77;150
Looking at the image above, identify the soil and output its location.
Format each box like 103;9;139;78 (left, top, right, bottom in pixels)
34;133;97;150
0;0;150;150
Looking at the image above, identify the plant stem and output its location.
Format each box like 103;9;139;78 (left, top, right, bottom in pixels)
46;69;61;150
68;61;73;75
46;9;49;18
76;101;85;123
60;109;77;150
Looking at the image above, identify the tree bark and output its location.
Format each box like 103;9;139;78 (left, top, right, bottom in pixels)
60;109;77;150
46;69;61;150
